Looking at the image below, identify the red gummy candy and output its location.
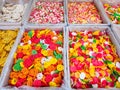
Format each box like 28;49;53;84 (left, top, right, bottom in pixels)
70;66;77;72
17;52;24;59
45;74;53;83
74;80;82;88
49;43;57;50
77;63;84;70
31;36;40;43
101;80;108;87
52;73;59;78
23;58;33;68
108;81;114;87
16;78;26;87
96;53;102;58
33;80;42;87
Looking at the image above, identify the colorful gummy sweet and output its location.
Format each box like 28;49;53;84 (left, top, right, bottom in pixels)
29;1;64;24
69;30;120;88
104;3;120;24
9;29;64;87
68;2;102;24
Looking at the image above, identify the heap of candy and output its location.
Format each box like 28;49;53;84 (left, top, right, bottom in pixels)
104;3;120;24
69;30;120;88
68;2;102;24
9;29;64;87
0;29;18;74
29;1;64;24
0;3;27;23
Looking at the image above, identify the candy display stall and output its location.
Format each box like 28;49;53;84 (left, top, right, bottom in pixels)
0;0;120;90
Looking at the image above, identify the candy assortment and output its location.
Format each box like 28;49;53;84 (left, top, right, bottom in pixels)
104;3;120;24
0;3;27;23
9;29;64;87
68;2;103;24
0;29;19;74
0;0;120;89
69;29;120;88
29;1;64;24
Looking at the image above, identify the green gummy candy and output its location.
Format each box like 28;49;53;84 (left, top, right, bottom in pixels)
13;63;22;71
28;31;33;38
16;59;23;64
41;44;47;50
104;60;112;64
117;17;120;21
32;50;37;55
81;45;86;50
93;39;96;43
56;41;62;45
90;56;94;58
56;54;62;59
54;70;59;74
53;51;62;59
53;51;57;56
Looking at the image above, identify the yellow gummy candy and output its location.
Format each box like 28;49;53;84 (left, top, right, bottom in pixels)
76;56;84;62
44;62;51;68
104;4;110;8
11;78;17;85
50;57;57;65
49;81;57;87
57;64;64;71
116;81;120;88
74;42;81;49
73;51;78;57
70;48;74;53
41;49;48;56
108;63;115;69
89;65;95;77
75;72;80;78
93;30;100;35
